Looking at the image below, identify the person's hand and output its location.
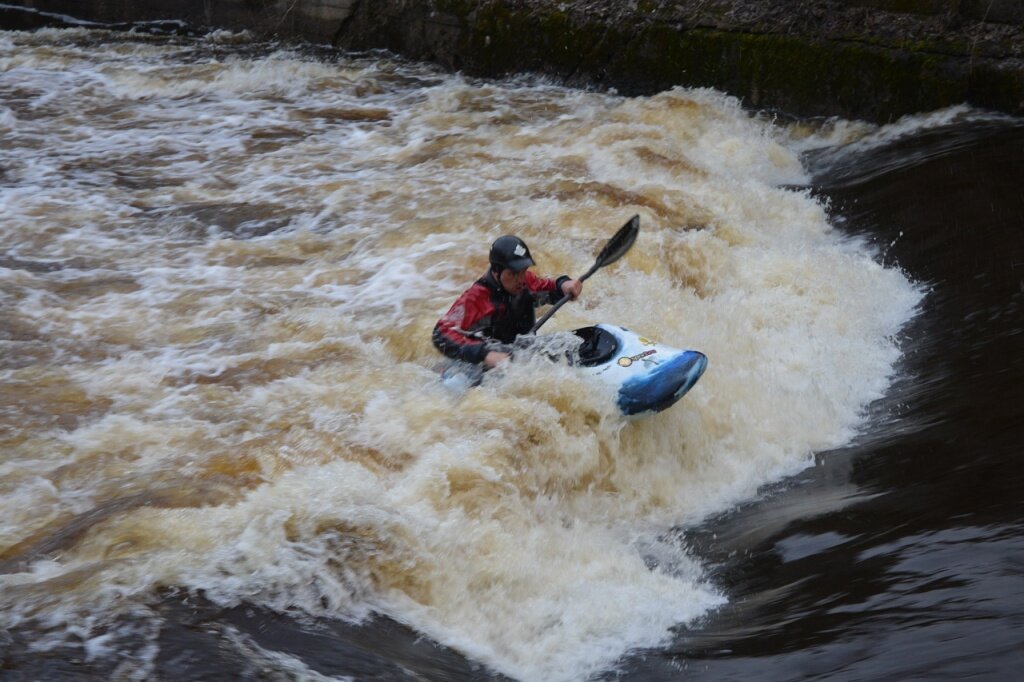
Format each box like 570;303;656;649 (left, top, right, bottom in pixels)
484;351;511;368
561;278;583;300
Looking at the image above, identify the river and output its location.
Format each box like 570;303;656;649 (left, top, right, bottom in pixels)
0;28;1020;681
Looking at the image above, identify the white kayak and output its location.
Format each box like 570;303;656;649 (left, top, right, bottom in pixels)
439;324;707;417
572;324;707;416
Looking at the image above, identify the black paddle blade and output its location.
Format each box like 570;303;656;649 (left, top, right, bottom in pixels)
529;215;640;334
595;214;639;269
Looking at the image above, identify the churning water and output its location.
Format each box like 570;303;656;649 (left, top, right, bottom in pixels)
1;27;980;681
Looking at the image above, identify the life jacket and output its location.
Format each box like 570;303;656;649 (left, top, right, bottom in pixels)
482;272;539;343
432;269;565;364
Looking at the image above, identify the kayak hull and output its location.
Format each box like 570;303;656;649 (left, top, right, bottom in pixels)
577;324;706;416
615;349;707;415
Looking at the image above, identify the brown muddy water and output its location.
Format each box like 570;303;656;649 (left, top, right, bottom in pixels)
1;28;1020;681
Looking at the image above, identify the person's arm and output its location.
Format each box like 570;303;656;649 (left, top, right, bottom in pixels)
525;271;583;305
432;285;493;365
482;350;511;368
560;278;582;300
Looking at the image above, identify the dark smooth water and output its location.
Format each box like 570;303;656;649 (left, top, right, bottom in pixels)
613;116;1024;680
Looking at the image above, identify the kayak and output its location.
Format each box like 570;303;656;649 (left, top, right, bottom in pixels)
439;324;707;417
573;324;707;416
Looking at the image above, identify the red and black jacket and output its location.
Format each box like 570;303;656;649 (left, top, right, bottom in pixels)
433;270;569;364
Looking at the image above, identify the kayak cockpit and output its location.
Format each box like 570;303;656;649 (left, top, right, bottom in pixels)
572;326;620;367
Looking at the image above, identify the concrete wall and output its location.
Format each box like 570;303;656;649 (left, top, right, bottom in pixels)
3;1;1022;122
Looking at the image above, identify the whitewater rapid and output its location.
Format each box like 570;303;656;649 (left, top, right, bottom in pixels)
0;28;921;680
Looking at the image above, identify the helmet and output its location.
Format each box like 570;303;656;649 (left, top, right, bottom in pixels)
489;235;535;272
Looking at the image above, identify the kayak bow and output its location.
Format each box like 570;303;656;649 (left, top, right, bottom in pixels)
574;324;706;416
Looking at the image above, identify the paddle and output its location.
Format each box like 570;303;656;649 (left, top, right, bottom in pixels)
529;214;640;334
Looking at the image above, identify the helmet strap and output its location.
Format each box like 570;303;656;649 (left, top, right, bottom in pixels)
489;265;507;293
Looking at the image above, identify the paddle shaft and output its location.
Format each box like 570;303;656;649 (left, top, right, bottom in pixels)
527;215;639;335
529;262;599;334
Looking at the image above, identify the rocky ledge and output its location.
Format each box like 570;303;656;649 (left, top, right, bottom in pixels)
4;0;1023;121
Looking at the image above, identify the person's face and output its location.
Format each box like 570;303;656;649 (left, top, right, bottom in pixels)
498;267;528;295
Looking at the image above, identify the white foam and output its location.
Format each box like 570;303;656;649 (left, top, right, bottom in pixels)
0;105;16;130
784;103;1015;159
221;625;354;681
0;29;922;682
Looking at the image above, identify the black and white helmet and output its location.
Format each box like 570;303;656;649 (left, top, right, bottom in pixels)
489;235;535;272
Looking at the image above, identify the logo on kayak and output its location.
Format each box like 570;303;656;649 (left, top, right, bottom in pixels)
638;336;653;346
617;349;657;367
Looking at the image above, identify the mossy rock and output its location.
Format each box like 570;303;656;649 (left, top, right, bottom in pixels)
394;2;1022;121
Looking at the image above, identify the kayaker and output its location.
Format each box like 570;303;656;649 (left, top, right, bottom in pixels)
433;235;583;368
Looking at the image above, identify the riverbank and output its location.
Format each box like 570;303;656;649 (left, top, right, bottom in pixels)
3;1;1022;124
